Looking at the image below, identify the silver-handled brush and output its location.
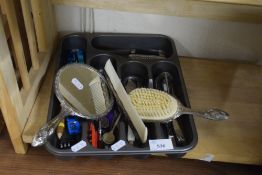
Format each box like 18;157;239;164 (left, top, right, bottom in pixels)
129;88;229;122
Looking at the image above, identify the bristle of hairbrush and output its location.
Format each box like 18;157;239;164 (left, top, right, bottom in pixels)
129;88;178;121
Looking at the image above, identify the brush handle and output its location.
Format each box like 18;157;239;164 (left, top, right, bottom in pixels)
32;110;67;147
178;105;229;120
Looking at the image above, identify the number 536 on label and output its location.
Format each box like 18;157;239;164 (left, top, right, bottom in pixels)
149;139;174;151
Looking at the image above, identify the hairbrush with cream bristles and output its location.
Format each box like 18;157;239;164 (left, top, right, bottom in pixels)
129;88;229;122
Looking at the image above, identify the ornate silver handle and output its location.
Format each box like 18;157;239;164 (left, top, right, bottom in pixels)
178;106;229;120
31;110;67;147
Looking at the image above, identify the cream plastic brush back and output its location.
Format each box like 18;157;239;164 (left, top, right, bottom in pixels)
104;59;148;143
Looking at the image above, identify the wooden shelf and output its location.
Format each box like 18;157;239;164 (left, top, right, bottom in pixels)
0;0;56;154
181;58;262;165
52;0;262;23
200;0;262;6
23;57;262;165
22;57;57;143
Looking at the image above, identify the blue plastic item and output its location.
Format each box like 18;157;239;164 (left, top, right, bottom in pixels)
67;49;84;63
66;117;81;135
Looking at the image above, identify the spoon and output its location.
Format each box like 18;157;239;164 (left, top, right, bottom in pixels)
102;113;121;145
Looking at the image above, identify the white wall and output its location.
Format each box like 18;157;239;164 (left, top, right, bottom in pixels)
55;5;262;64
